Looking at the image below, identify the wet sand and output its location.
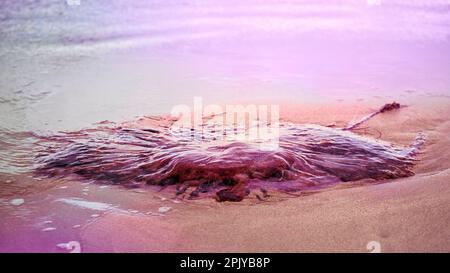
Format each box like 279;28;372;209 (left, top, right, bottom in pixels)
1;95;450;252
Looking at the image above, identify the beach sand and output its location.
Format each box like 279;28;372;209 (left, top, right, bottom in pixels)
1;95;450;252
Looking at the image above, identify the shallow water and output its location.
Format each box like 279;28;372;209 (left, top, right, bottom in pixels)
1;0;450;133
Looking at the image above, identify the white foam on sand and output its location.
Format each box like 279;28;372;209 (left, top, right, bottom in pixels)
54;198;132;215
158;206;172;213
10;198;24;206
42;227;56;232
55;198;113;211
